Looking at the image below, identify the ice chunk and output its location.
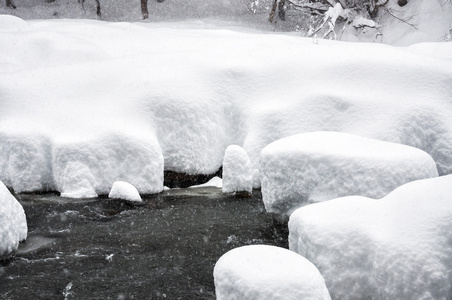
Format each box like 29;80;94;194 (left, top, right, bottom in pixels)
109;181;142;202
214;245;331;300
222;145;253;194
289;175;452;299
260;132;438;219
0;181;27;259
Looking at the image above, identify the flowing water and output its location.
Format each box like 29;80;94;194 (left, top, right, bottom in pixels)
0;188;288;299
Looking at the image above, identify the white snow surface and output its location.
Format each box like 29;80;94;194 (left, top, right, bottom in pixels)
222;145;253;194
289;175;452;300
189;176;223;189
108;181;142;202
260;131;439;218
0;16;452;195
214;245;331;300
0;181;27;258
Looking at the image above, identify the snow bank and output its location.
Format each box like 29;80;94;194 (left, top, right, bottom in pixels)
0;133;55;193
214;245;331;300
222;145;253;194
260;132;438;218
0;181;27;259
289;175;452;300
109;181;142;202
53;134;163;198
0;17;452;195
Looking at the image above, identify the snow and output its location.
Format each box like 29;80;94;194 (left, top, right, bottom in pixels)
108;181;142;202
289;175;452;300
0;181;27;258
0;16;452;196
260;131;438;219
222;145;253;194
189;176;223;189
213;245;331;300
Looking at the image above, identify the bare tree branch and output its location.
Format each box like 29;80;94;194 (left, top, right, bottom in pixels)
382;6;418;29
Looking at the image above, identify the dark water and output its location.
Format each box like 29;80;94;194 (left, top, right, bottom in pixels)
0;188;288;299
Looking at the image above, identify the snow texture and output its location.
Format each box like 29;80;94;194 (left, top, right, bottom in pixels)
0;16;452;195
108;181;142;202
289;175;452;300
260;132;439;218
214;245;331;300
222;145;253;194
0;181;27;258
189;176;223;189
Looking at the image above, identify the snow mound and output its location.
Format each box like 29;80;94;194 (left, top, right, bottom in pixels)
214;245;331;300
53;134;163;198
0;181;27;259
109;181;142;202
289;175;452;300
222;145;253;194
189;176;223;189
260;131;438;219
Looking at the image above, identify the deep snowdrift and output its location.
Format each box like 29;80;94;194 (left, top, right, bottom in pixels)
260;131;438;218
289;175;452;300
0;181;27;258
0;16;452;195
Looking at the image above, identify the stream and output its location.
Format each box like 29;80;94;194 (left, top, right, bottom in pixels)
0;188;288;299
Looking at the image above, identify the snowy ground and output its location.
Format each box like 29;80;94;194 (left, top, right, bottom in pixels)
1;15;452;197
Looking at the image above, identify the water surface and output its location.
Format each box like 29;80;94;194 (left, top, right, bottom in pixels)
1;188;288;299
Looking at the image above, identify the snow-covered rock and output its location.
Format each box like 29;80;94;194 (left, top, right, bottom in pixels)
222;145;253;194
0;17;451;195
214;245;331;300
260;131;438;219
0;133;55;193
109;181;142;202
289;175;452;300
0;181;27;259
53;134;163;198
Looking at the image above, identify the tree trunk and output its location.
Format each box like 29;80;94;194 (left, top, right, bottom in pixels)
268;0;278;22
6;0;17;9
278;0;286;21
95;0;101;17
141;0;149;19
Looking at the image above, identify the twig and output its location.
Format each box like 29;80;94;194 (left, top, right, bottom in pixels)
382;6;418;29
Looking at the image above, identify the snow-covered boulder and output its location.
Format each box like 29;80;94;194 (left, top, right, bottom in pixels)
214;245;331;300
289;175;452;300
222;145;253;194
0;133;55;193
0;181;27;259
53;134;163;198
109;181;142;202
260;131;438;219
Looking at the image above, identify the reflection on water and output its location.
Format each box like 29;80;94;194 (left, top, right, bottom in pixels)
1;188;288;299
